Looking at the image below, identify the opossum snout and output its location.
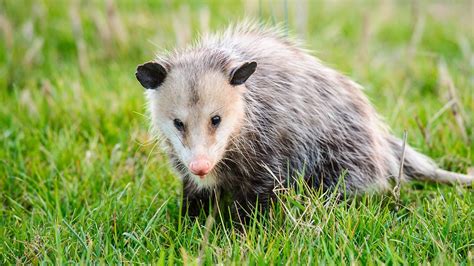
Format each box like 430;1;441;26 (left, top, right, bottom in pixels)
189;156;212;177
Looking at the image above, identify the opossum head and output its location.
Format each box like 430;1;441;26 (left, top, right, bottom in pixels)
136;60;256;188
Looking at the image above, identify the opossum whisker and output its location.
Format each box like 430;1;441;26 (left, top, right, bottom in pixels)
144;137;162;167
209;105;226;116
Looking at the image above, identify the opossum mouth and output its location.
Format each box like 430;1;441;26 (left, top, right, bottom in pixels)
189;172;208;179
196;168;214;179
189;170;218;188
192;167;217;181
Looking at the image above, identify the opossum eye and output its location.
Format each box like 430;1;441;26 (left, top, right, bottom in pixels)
211;115;221;127
173;119;185;132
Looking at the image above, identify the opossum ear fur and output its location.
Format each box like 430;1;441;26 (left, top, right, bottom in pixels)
229;61;257;86
135;62;167;89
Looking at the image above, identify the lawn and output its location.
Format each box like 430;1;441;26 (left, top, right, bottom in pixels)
1;0;473;264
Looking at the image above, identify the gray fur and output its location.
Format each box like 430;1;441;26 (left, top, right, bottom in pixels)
138;22;473;217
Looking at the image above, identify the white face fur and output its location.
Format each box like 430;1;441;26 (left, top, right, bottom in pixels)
145;67;247;188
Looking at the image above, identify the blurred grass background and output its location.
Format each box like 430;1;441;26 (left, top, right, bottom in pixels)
0;0;473;264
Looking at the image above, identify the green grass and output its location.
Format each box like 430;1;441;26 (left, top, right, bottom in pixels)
1;0;473;264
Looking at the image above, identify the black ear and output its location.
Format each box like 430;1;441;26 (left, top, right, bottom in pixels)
229;61;257;85
135;62;167;89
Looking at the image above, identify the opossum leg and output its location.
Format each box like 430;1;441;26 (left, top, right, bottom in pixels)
231;184;275;224
181;180;216;218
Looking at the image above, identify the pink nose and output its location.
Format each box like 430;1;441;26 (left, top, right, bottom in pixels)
189;158;212;177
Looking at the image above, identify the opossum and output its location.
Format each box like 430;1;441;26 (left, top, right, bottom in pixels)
135;22;473;217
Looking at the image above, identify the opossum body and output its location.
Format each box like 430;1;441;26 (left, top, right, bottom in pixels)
135;22;473;217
